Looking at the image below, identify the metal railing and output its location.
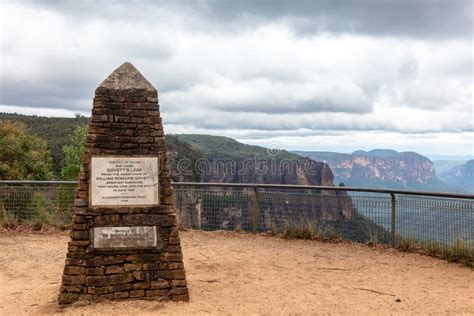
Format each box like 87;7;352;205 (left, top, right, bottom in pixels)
0;180;473;255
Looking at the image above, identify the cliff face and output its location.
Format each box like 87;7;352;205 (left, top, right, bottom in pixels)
173;134;335;186
295;149;450;191
201;157;335;186
169;135;356;227
438;160;474;193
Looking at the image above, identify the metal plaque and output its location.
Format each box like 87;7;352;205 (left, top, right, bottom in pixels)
93;226;157;249
90;157;159;206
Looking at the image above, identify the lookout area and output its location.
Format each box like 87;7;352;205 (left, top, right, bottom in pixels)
0;230;472;314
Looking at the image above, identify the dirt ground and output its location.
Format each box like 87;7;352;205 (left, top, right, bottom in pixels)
0;230;473;315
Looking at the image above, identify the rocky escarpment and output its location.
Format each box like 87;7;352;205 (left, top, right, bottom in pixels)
438;160;474;193
171;135;356;230
295;149;450;192
165;135;336;186
174;134;335;186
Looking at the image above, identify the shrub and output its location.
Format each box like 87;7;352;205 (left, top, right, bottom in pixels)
27;192;52;228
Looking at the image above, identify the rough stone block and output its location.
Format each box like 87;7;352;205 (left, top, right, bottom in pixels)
124;263;142;272
133;282;151;290
91;115;109;122
143;263;158;271
151;279;169;290
114;292;129;299
62;274;86;285
164;245;182;252
171;280;187;287
168;237;180;245
72;223;88;231
98;293;115;301
86;273;134;287
102;256;126;265
172;294;190;302
171;287;188;295
64;266;86;275
105;266;124;274
60;285;82;293
87;283;132;295
133;271;144;281
160;252;183;261
126;254;160;262
130;290;145;298
169;262;184;270
67;251;92;259
58;293;79;304
86;267;104;276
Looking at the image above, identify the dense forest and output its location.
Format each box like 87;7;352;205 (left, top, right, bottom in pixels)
175;134;299;160
0;113;89;175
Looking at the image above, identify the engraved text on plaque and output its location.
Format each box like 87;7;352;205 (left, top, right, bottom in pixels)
93;226;158;249
90;157;159;206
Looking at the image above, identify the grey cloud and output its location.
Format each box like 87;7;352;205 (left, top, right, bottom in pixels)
399;56;419;78
29;0;473;39
203;92;373;114
0;79;93;111
1;0;472;140
216;99;371;114
205;0;472;39
164;110;471;133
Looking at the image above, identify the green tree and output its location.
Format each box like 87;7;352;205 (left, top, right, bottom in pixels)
0;120;53;180
61;125;88;180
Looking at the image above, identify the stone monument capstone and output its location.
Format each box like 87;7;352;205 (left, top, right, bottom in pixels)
58;62;189;305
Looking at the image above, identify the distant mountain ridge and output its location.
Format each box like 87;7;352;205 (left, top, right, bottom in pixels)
351;149;400;157
294;149;453;192
433;160;467;175
438;160;474;193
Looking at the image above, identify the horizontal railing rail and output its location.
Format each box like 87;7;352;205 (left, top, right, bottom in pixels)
0;180;78;185
1;180;473;199
171;182;474;200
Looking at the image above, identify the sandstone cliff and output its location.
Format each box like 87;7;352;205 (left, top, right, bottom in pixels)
295;149;451;192
438;160;474;193
168;135;356;232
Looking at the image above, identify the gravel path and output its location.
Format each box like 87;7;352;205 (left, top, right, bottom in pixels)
0;230;473;315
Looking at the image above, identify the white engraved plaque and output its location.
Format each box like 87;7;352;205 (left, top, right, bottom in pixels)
93;226;157;249
91;157;159;206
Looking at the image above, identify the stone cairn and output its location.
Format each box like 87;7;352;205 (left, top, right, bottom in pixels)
58;62;189;305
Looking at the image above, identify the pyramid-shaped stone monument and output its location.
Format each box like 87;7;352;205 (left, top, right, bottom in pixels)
58;62;189;305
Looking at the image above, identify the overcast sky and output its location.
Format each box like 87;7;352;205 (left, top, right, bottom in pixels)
0;0;472;156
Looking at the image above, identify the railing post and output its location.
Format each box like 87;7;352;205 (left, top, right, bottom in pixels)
252;187;259;233
196;198;202;230
390;192;396;247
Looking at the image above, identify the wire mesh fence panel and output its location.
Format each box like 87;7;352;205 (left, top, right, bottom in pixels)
0;183;76;226
173;186;394;244
173;186;255;231
395;195;474;251
172;184;473;252
341;193;392;244
0;181;473;256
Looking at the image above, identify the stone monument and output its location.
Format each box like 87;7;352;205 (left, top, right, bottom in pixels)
58;62;189;305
